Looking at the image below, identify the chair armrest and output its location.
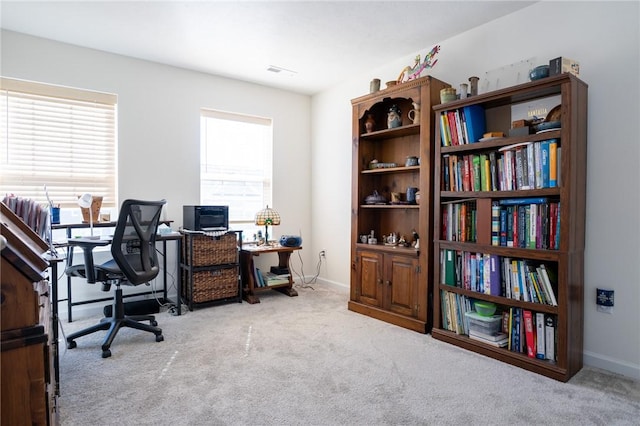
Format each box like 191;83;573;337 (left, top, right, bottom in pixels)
67;238;110;283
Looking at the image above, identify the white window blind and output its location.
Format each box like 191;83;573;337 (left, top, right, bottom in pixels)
200;109;272;227
0;77;117;208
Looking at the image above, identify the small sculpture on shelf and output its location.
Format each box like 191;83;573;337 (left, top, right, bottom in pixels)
396;45;440;83
387;105;402;129
364;113;376;133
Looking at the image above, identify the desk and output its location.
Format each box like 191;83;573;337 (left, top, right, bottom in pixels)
239;244;302;304
53;222;181;321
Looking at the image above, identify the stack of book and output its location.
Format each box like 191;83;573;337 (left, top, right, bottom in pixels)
468;329;509;347
253;266;289;287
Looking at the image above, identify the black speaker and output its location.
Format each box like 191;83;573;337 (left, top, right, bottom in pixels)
279;235;302;247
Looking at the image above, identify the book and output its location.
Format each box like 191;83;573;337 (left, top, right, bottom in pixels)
523;310;536;358
469;328;508;342
443;249;456;285
545;314;556;361
549;139;558;187
468;331;509;347
498;197;549;206
486;253;501;296
535;312;546;359
447;111;460;145
462;104;486;143
539;264;558;306
255;267;265;287
540;140;550;187
262;271;289;286
439;113;451;146
491;202;500;246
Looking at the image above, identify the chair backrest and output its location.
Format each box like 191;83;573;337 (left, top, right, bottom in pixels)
111;199;166;285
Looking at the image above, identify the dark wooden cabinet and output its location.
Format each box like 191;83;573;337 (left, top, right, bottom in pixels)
349;76;450;333
430;74;587;381
1;202;59;425
352;249;421;329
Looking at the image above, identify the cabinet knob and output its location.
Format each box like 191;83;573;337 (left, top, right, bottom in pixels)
385;280;391;286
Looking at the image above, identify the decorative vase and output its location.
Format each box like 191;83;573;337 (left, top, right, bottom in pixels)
364;114;376;133
387;105;402;129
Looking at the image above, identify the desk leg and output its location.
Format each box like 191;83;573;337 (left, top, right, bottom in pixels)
50;262;60;396
176;238;182;315
240;251;260;304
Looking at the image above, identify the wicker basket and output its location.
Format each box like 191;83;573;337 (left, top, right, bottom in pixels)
185;267;239;303
182;232;237;266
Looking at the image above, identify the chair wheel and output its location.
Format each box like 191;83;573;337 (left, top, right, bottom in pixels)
67;340;77;349
156;335;164;342
102;349;112;358
151;320;158;326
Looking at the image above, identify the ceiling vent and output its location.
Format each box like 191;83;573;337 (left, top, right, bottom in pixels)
267;65;297;77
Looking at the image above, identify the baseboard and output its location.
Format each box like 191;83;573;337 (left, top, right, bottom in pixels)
583;350;640;380
311;277;348;290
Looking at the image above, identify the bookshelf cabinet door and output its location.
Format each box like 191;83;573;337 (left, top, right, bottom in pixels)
385;254;420;317
355;250;383;307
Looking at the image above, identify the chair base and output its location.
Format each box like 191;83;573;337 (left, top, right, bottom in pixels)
66;287;163;358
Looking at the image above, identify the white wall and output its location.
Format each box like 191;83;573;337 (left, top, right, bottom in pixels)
1;29;312;317
311;1;640;379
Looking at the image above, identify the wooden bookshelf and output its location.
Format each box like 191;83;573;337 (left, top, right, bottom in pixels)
431;74;587;381
349;76;450;332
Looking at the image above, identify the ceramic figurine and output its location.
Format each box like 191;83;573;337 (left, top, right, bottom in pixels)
365;114;376;133
408;101;420;124
387;105;402;129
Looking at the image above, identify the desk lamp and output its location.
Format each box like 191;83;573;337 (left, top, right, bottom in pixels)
77;193;97;238
255;205;280;245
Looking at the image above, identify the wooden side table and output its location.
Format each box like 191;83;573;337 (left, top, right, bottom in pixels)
239;244;302;304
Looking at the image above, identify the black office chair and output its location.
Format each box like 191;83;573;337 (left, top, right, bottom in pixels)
66;199;166;358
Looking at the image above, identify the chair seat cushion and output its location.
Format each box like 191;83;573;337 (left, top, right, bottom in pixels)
97;255;146;286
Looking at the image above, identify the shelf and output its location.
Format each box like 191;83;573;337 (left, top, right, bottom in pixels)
355;242;419;256
440;188;560;199
360;204;419;209
436;284;558;314
435;240;561;261
360;123;420;140
431;328;569;382
440;130;562;154
433;74;582;113
362;165;420;174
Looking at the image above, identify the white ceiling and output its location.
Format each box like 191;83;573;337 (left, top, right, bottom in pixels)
0;1;536;95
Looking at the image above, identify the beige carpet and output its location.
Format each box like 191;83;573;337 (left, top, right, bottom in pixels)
57;283;640;425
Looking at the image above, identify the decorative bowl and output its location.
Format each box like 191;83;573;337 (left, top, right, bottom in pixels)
474;300;497;317
529;65;549;81
364;190;387;205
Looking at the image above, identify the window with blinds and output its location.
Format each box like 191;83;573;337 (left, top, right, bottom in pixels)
0;77;117;209
200;109;273;235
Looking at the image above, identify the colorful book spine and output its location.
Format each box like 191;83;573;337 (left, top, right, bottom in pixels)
491;202;500;246
523;310;536;358
545;314;556;361
535;312;546;359
549;139;558;187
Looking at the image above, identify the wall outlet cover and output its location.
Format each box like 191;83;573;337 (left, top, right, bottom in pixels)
596;288;614;307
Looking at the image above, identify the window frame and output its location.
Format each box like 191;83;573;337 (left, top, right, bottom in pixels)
0;77;118;210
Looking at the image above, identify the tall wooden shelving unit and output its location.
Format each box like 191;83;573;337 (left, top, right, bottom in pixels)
349;75;450;333
431;74;587;381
